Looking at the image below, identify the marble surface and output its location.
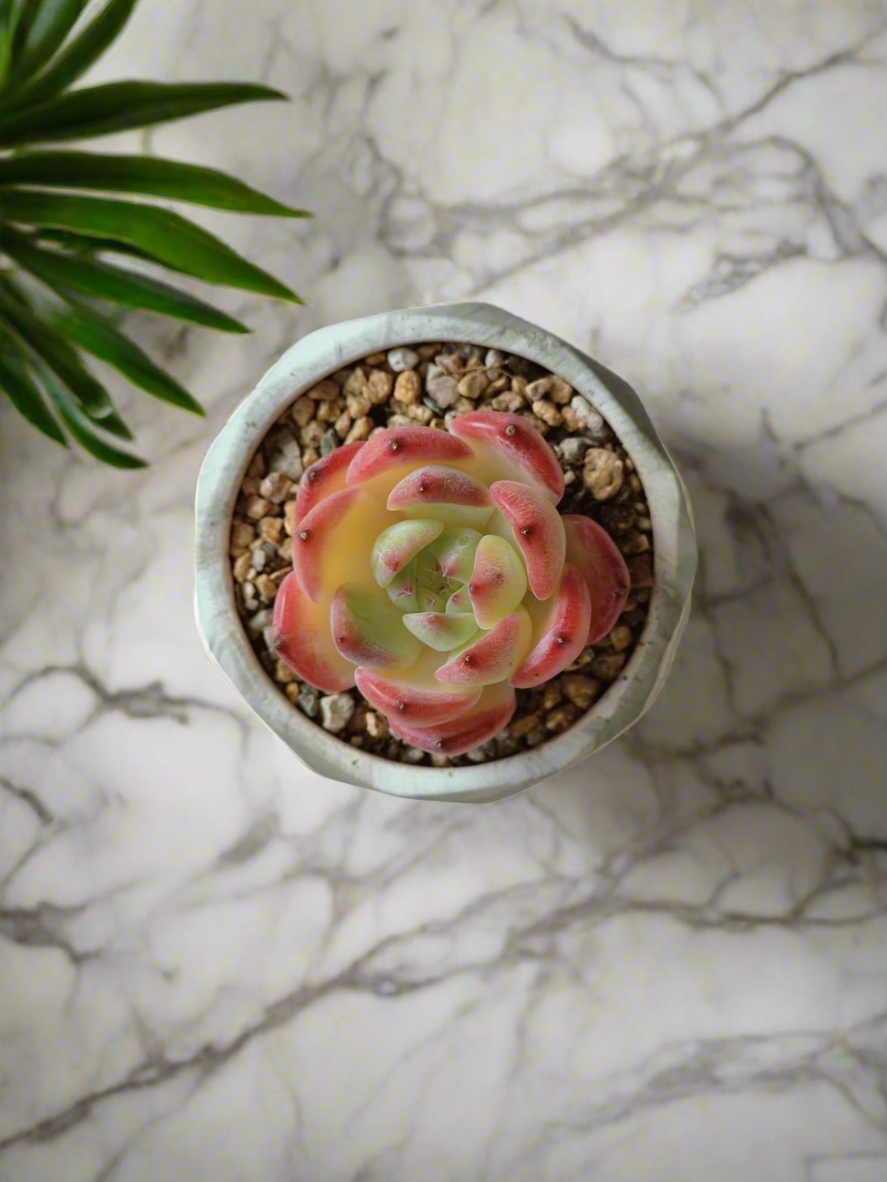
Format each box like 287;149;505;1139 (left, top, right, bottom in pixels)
2;1;887;1178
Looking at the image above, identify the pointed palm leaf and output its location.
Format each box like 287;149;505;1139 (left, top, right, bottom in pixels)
0;332;67;445
1;190;300;300
0;151;308;216
1;229;250;333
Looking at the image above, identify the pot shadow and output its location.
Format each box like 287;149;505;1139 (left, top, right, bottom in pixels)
521;425;887;904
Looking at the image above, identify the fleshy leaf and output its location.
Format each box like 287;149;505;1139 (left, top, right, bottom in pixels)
417;587;446;613
468;534;527;629
389;681;516;756
562;515;632;643
511;566;592;689
355;658;481;726
331;583;422;671
402;612;479;653
426;527;482;583
446;587;473;615
435;609;531;687
272;572;355;693
295;440;366;524
386;559;419;613
387;464;493;528
450;409;564;503
293;488;393;603
371;519;443;589
347;425;472;497
490;479;566;600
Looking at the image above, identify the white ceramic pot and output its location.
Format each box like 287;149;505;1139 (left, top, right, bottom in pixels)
195;302;696;803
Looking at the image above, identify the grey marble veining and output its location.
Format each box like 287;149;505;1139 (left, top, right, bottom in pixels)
2;1;887;1179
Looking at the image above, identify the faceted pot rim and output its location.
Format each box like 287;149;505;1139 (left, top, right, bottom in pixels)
194;301;697;803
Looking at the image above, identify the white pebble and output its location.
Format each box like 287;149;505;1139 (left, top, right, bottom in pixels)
558;437;587;464
320;693;355;733
570;395;604;435
258;471;293;504
247;608;272;632
485;348;506;367
387;347;420;372
264;429;304;482
426;364;458;408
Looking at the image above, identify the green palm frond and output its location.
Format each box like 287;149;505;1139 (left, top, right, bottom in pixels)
0;0;308;466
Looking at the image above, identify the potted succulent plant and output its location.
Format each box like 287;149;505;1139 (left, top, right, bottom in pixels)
195;302;696;803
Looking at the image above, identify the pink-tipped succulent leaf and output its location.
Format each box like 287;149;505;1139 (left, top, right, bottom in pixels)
490;479;566;600
389;681;517;756
295;440;366;524
446;587;473;615
293;488;391;602
347;425;472;496
386;559;419;612
450;410;564;503
387;465;493;529
468;534;528;628
562;515;632;643
331;583;422;670
371;519;444;588
272;572;356;693
511;565;592;688
435;608;531;686
355;662;482;726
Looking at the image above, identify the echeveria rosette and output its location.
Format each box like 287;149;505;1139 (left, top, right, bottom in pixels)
272;410;632;756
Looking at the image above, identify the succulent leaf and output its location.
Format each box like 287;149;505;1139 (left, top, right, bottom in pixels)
445;587;473;615
489;479;566;600
295;440;366;524
272;572;356;693
331;583;422;671
402;611;479;652
386;558;419;612
468;534;527;629
511;566;592;688
435;608;532;687
387;464;493;528
562;514;632;643
389;681;516;756
294;488;394;602
347;425;473;497
371;519;444;589
355;660;482;726
450;409;565;502
426;527;482;583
